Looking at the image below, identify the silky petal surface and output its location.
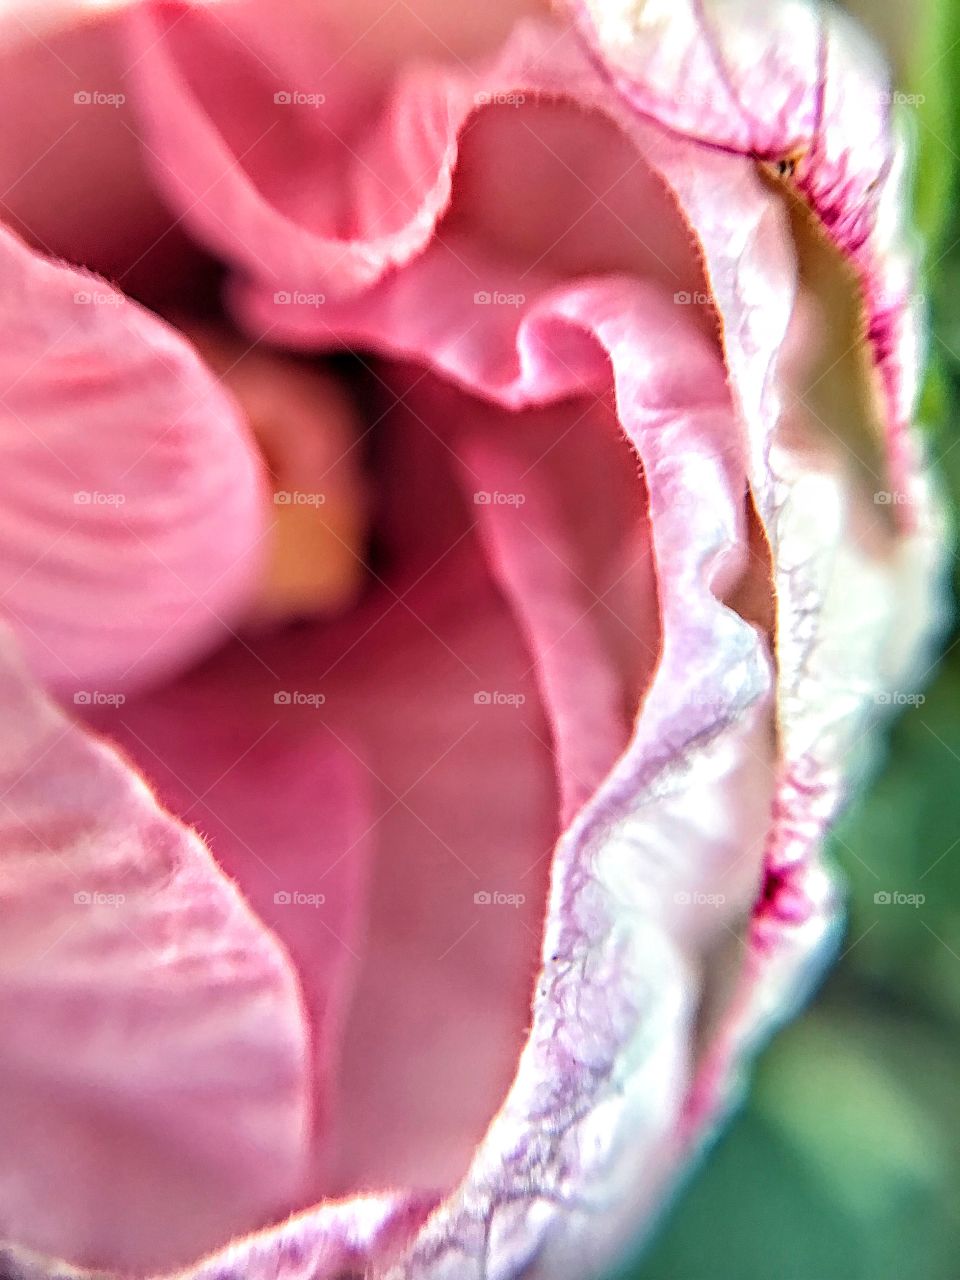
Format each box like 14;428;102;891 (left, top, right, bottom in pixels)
86;393;565;1201
143;281;778;1280
0;629;311;1274
0;226;268;696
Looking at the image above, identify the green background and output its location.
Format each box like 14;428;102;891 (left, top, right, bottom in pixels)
615;5;960;1277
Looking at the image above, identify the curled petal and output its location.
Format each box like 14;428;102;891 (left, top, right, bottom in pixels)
568;0;925;518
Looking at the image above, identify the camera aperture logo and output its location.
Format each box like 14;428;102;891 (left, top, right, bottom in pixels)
274;690;326;708
273;890;326;907
474;889;526;908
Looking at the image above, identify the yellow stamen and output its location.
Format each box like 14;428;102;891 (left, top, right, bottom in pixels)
185;324;368;625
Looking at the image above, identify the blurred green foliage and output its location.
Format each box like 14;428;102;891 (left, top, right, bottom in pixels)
612;5;960;1277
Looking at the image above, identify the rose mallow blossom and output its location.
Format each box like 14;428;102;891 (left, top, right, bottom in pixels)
0;1;944;1279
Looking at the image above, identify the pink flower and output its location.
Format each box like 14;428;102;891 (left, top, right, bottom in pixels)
0;2;943;1278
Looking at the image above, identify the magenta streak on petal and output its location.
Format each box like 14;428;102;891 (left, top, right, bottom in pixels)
757;862;815;933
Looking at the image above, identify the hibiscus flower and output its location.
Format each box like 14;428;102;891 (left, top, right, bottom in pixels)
0;2;944;1278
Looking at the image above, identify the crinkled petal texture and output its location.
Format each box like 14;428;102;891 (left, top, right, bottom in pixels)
0;2;944;1280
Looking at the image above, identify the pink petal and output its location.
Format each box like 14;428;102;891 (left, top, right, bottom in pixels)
158;277;776;1280
565;0;943;1143
385;295;777;1280
0;1;132;44
0;626;311;1273
86;368;569;1200
568;0;923;518
0;4;944;1278
0;13;208;294
213;19;936;1276
80;681;374;1195
122;0;484;297
116;12;783;1271
0;225;267;696
462;402;657;825
121;5;698;300
681;302;945;1142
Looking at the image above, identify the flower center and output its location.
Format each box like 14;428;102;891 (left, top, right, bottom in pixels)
183;323;369;627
